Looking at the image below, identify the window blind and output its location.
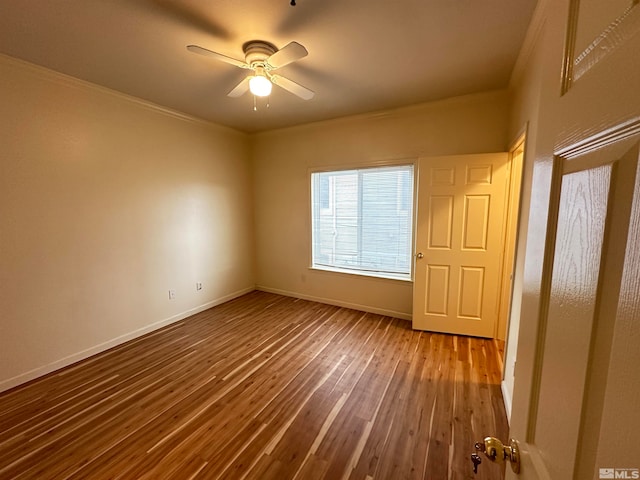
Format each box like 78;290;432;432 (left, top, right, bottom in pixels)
311;164;414;280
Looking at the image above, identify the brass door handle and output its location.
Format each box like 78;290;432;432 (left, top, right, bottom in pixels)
472;436;520;474
416;252;424;259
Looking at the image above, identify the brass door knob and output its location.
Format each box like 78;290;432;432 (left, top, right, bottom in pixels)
473;436;521;474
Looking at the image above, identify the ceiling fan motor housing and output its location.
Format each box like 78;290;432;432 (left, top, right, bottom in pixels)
243;41;277;67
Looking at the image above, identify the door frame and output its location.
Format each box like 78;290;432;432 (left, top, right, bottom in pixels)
496;132;527;341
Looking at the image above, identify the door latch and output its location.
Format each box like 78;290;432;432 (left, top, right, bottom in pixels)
471;436;521;474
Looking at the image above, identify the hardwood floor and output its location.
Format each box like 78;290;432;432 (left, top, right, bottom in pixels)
0;291;508;479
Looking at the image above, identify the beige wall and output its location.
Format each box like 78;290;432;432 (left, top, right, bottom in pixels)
251;91;509;318
0;55;510;392
0;55;255;392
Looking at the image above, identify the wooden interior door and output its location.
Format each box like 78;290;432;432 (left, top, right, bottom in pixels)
508;136;640;480
412;153;508;338
512;141;638;479
503;2;640;478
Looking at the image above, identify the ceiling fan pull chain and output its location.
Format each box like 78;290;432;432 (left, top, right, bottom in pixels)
253;95;257;112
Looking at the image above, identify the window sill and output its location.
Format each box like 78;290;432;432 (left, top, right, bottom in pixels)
309;265;413;283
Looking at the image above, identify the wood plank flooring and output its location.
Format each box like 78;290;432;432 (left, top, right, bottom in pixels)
0;291;508;479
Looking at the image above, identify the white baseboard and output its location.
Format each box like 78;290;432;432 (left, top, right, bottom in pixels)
0;286;254;394
255;285;412;321
501;380;512;423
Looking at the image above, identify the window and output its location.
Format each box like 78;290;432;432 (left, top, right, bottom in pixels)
311;164;414;280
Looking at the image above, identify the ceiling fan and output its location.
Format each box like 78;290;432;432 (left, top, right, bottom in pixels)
187;40;315;101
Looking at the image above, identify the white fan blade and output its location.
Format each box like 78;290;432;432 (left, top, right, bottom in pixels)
267;42;308;69
187;45;247;69
227;76;251;97
271;74;315;100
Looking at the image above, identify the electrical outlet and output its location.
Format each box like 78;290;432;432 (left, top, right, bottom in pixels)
168;289;176;300
196;282;203;291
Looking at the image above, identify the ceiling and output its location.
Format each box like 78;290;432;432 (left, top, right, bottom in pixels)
0;0;538;133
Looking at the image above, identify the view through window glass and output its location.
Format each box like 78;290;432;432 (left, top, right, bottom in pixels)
311;164;414;280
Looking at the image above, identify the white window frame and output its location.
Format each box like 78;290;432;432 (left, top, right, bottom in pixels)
309;160;416;282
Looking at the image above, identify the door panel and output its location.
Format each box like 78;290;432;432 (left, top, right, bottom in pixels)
413;153;508;337
429;195;453;248
458;266;484;318
463;195;490;249
533;163;613;480
425;265;449;315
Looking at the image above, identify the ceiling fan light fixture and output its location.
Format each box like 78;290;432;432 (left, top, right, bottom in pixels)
249;74;272;97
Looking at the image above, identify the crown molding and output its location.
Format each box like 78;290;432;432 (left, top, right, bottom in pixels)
0;53;245;136
510;0;550;88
